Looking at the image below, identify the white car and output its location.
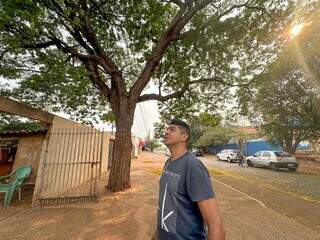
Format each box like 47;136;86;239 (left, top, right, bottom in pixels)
246;151;299;171
216;149;243;163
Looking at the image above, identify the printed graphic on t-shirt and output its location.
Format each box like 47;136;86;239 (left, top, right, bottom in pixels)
158;170;180;234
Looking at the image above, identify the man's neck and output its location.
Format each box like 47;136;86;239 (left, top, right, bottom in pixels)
169;145;188;161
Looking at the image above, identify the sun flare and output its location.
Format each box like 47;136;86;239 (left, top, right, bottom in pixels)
290;23;304;37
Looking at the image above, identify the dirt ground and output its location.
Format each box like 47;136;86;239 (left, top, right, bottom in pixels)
0;152;165;240
297;159;320;175
0;152;319;240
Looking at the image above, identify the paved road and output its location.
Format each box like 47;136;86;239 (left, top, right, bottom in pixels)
199;155;320;234
213;178;320;240
201;155;320;202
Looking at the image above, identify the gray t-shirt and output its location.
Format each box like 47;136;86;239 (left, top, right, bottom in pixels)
157;151;215;240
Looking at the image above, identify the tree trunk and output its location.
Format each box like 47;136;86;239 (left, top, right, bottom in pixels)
107;128;132;191
106;100;135;192
283;136;295;154
311;139;320;161
292;140;301;154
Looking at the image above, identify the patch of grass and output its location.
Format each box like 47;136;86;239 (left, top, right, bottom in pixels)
143;160;153;163
209;168;256;183
209;169;225;176
147;168;163;176
209;168;234;177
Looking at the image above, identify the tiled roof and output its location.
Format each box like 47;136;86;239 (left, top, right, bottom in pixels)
0;128;48;137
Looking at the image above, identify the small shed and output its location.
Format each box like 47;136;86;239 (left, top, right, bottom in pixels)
0;128;47;184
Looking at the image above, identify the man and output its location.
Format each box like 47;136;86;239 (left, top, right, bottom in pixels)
153;119;225;240
237;151;244;167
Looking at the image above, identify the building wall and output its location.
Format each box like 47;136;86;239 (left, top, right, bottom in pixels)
244;140;282;156
131;135;139;159
0;135;44;184
50;116;84;129
101;132;112;174
12;135;45;184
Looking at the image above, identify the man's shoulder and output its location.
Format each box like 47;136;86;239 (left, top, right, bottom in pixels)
183;152;202;166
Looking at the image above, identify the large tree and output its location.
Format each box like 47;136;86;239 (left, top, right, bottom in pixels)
247;2;320;154
0;0;292;191
252;71;320;154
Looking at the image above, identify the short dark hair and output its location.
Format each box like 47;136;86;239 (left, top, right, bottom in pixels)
169;119;190;142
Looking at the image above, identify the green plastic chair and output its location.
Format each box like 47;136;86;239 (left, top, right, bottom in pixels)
0;166;32;207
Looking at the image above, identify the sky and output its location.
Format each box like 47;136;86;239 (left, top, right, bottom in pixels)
131;83;161;139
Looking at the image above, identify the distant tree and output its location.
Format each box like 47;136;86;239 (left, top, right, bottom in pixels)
237;1;320;116
0;111;45;132
147;138;162;152
252;71;320;154
231;127;260;153
242;2;320;154
196;125;235;147
195;124;260;153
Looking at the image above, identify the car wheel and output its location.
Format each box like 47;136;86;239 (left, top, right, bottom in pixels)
227;157;232;163
247;160;253;167
217;156;220;161
270;162;278;171
289;168;297;172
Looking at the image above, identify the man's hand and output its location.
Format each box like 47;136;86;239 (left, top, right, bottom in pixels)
198;198;225;240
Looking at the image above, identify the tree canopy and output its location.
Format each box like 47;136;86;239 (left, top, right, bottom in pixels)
0;0;293;122
252;69;320;154
247;2;320;154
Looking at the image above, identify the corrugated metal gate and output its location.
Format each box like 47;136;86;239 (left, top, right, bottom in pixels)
35;128;103;206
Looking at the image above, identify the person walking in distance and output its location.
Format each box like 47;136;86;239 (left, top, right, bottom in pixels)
152;119;225;240
238;150;244;167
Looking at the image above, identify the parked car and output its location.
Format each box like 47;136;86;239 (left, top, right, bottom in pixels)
216;149;243;163
192;149;204;157
246;151;299;171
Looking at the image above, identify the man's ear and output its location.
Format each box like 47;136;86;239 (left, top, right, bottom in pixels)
181;133;188;142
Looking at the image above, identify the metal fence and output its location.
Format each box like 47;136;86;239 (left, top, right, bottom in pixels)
36;127;104;206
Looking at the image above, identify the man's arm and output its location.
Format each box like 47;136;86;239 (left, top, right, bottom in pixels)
198;198;225;240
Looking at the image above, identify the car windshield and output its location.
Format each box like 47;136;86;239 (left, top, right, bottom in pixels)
275;152;291;157
253;152;261;157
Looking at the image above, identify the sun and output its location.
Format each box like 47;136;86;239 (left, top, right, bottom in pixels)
290;23;304;37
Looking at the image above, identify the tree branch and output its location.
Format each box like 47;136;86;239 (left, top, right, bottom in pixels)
44;0;127;95
21;40;59;49
177;0;268;40
130;0;215;102
138;76;224;102
0;49;9;61
82;59;111;100
0;66;43;73
78;0;127;96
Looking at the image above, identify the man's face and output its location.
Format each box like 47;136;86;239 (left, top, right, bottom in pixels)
164;124;188;146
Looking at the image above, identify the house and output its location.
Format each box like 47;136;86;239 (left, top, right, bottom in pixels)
0;96;139;206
